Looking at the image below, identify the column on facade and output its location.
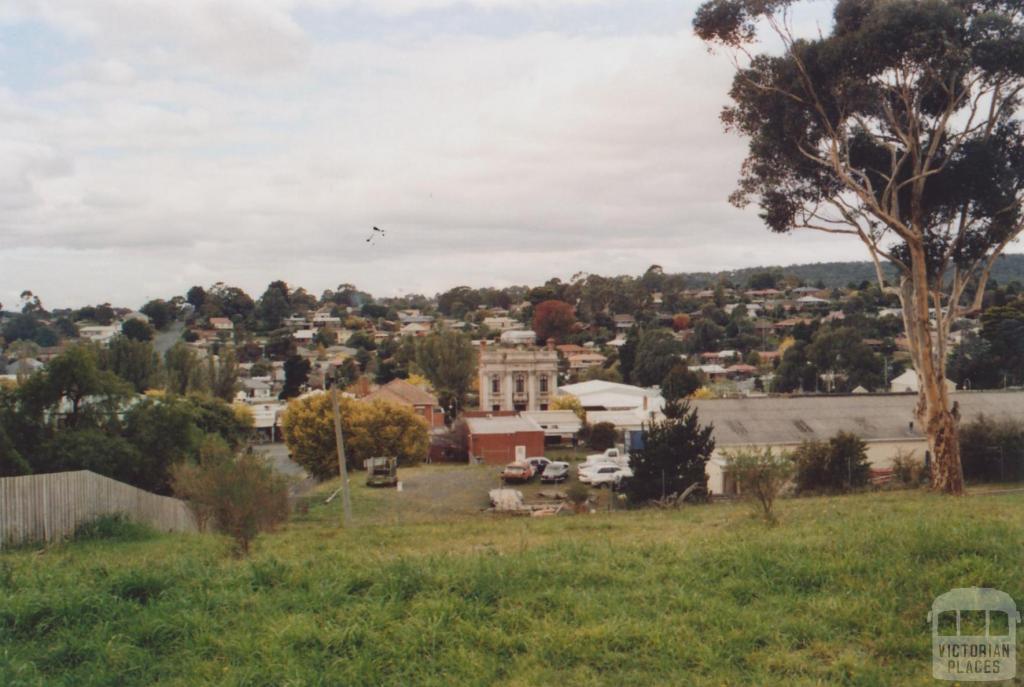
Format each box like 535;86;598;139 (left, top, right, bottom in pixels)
479;371;489;410
504;371;514;410
528;370;539;411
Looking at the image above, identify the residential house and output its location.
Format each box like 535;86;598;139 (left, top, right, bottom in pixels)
362;378;446;429
613;314;636;331
209;317;234;331
567;352;607;374
482;316;522;332
78;324;119;346
239;378;275;402
499;330;537;346
400;322;431;337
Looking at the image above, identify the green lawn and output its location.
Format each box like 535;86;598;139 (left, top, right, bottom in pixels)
2;479;1023;686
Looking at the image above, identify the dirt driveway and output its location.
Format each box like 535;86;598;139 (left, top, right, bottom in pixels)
361;463;606;521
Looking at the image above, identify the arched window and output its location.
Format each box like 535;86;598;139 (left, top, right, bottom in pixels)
539;374;549;393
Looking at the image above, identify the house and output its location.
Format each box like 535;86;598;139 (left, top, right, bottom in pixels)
465;415;546;465
239;378;275;402
567;352;607;373
78;325;120;345
796;296;830;308
312;312;342;328
499;330;537;346
209;317;234;331
482;316;522;332
889;369;957;394
693;364;729;381
700;350;740;365
772;317;813;331
613;314;636;330
362;378;446;429
725;364;759;379
520;409;583;444
249;402;286;442
606;335;628;348
293;329;316;343
692;392;1024;495
400;322;431;337
555;344;589;356
558;379;663;412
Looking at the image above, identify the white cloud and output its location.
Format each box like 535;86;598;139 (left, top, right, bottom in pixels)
0;1;877;309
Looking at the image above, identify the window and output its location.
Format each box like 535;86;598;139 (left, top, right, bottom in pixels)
516;376;525;394
539;374;548;393
491;376;500;393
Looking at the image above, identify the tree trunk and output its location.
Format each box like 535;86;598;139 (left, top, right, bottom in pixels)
901;245;965;495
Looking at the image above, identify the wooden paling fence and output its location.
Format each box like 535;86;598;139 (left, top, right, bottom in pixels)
0;470;196;549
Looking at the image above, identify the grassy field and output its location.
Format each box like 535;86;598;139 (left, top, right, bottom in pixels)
2;469;1024;686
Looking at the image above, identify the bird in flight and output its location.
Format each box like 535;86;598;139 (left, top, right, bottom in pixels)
366;226;386;244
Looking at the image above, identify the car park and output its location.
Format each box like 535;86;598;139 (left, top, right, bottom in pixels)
540;461;569;483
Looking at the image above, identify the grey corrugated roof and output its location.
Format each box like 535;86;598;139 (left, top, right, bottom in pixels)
690;391;1024;446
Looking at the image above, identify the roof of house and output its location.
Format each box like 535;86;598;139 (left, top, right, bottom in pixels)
690;391;1024;446
362;378;438;407
465;415;544;435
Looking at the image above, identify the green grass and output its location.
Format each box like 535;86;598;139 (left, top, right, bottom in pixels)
3;482;1024;686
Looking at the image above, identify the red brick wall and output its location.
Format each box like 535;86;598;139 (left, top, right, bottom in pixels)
469;431;545;465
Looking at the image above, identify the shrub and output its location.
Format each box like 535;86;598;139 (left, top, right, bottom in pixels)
74;513;154;542
565;481;590;512
792;431;871;493
587;422;617;451
725;447;794;523
959;416;1024;483
172;443;289;556
891;449;926;487
622;400;715;505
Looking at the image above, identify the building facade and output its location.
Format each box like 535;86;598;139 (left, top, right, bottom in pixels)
478;346;558;412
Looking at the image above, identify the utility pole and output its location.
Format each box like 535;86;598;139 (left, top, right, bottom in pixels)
331;386;353;528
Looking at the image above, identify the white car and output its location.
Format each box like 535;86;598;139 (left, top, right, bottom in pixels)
578;463;633;486
584;465;633;488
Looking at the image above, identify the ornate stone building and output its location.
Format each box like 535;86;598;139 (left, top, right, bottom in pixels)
478;345;559;411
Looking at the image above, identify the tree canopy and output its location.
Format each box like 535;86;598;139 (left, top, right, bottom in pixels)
694;0;1024;494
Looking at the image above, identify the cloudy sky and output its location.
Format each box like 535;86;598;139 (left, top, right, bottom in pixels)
1;0;866;309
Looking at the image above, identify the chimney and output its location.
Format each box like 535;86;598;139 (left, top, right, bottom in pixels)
643;396;649;411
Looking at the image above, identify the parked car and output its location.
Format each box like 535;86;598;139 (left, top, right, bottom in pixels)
365;456;398;487
527;457;551;475
581;448;629;470
540;461;570;483
501;462;534;483
579;464;633;487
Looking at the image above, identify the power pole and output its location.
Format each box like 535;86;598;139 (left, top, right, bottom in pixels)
331;386;353;528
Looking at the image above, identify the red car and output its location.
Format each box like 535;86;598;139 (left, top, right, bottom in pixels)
501;462;534;483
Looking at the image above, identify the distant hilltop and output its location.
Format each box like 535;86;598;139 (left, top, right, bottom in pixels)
685;254;1024;289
